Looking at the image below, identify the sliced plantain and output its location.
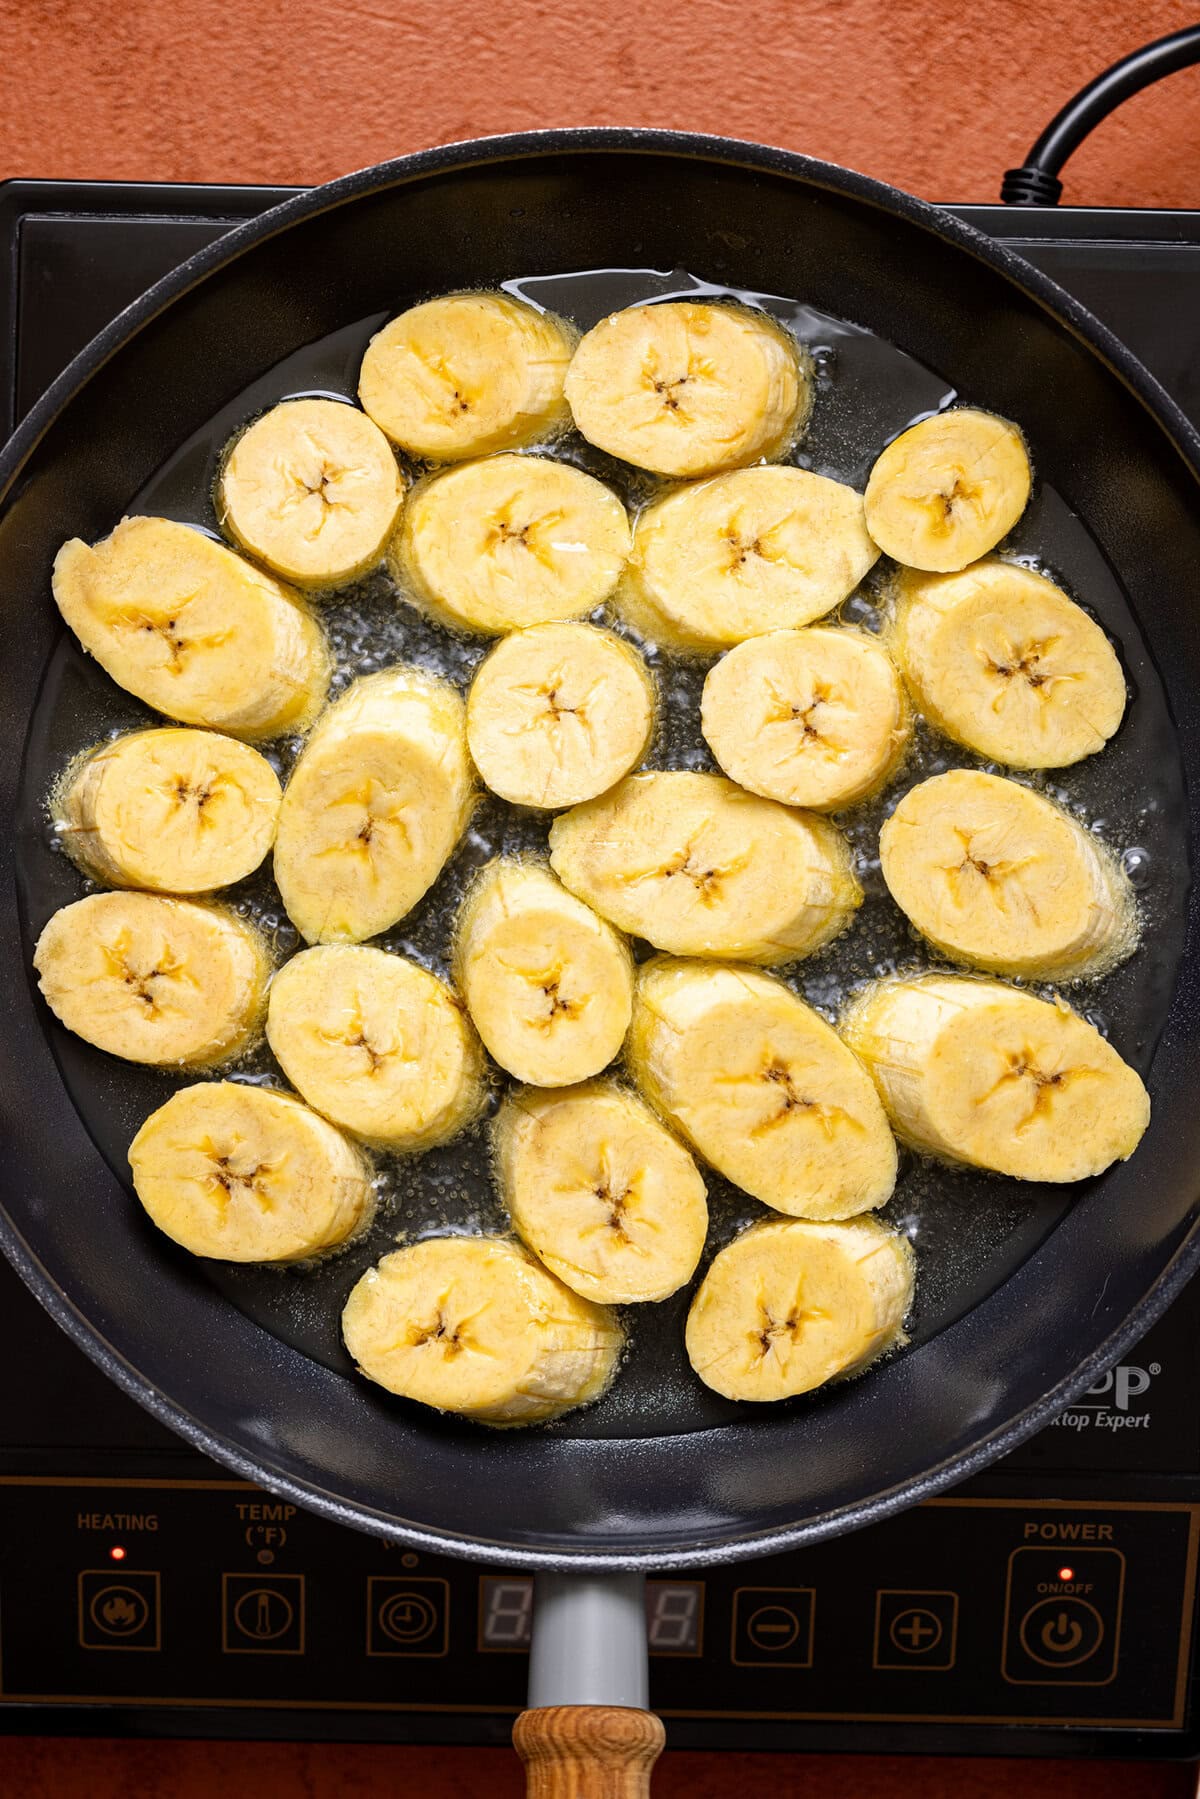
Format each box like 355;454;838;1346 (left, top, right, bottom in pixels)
549;771;861;965
879;768;1136;980
686;1214;913;1402
701;627;910;811
466;621;654;808
453;861;633;1086
358;292;575;461
273;666;474;944
34;891;269;1067
864;408;1031;572
55;727;282;894
218;398;405;589
342;1236;622;1425
628;958;898;1218
889;559;1126;769
841;973;1150;1181
495;1079;708;1304
619;466;879;652
52;517;330;740
266;944;485;1151
564;301;808;479
393;454;631;635
129;1080;372;1262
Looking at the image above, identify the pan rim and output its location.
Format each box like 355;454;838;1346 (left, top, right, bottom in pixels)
5;128;1200;505
3;128;1200;1569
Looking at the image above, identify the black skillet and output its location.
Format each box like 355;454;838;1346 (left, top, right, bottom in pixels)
1;131;1199;1782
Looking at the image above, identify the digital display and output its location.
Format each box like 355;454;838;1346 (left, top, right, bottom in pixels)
645;1580;704;1656
477;1575;704;1655
479;1575;534;1650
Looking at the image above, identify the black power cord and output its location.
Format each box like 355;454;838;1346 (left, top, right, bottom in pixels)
1001;23;1200;205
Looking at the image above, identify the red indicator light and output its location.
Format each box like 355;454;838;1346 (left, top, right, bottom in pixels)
1058;1565;1074;1580
109;1545;127;1562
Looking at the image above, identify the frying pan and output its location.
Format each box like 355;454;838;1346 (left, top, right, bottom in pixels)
3;130;1200;1788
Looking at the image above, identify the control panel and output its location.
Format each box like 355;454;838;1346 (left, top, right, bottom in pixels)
0;1480;1193;1733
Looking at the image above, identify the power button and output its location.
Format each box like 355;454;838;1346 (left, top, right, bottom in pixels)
1019;1597;1105;1667
1002;1545;1124;1686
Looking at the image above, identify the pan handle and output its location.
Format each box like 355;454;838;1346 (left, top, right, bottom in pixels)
514;1708;664;1798
514;1572;665;1796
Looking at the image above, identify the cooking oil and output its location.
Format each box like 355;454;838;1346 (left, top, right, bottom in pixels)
15;267;1187;1440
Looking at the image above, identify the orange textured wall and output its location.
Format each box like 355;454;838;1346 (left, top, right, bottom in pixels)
2;0;1200;204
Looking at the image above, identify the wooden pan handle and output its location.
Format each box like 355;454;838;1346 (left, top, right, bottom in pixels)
514;1706;665;1798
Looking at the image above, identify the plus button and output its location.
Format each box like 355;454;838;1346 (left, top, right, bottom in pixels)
895;1610;939;1650
875;1594;957;1668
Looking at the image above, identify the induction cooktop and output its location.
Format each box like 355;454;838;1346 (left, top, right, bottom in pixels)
0;181;1197;1757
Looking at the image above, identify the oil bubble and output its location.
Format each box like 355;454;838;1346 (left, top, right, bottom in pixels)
1121;846;1152;889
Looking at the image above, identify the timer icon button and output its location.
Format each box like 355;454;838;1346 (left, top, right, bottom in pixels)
380;1591;438;1644
366;1577;450;1657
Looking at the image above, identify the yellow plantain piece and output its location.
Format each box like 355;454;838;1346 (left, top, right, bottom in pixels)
129;1081;373;1262
841;974;1150;1181
549;771;861;965
495;1079;708;1304
564;301;808;479
628;958;898;1219
266;944;485;1152
218;398;405;589
55;727;282;893
889;559;1126;769
619;466;878;652
879;768;1136;980
686;1215;913;1402
342;1236;623;1425
466;621;654;809
34;891;269;1067
453;861;633;1086
864;408;1031;572
52;517;330;740
393;454;631;635
701;627;910;810
273;666;474;945
358;293;575;461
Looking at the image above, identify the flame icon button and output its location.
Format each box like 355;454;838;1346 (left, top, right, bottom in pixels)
78;1572;161;1651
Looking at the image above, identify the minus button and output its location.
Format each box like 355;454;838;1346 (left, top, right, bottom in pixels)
731;1587;815;1667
